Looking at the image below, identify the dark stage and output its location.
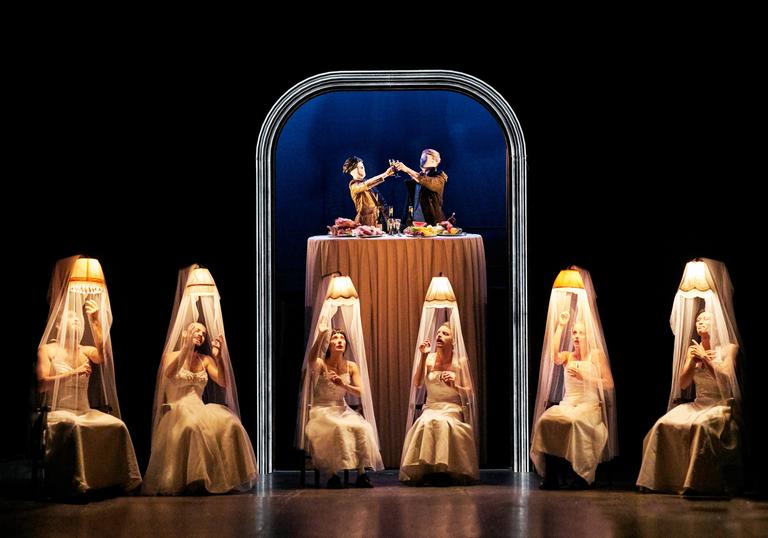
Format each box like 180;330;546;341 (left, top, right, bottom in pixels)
4;24;765;537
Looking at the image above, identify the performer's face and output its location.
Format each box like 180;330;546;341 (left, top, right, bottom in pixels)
435;325;453;347
572;323;586;351
188;323;207;346
353;161;366;179
696;312;713;336
64;309;84;341
330;331;347;353
421;151;438;169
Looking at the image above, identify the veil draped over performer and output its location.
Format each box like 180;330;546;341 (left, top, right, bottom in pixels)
36;255;141;496
143;264;257;495
296;274;383;488
637;258;743;495
530;266;617;488
399;276;479;485
296;276;384;488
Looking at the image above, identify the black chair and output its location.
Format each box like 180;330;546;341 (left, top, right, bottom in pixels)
29;403;50;498
298;450;351;488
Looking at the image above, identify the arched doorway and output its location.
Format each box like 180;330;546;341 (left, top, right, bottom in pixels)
255;70;528;472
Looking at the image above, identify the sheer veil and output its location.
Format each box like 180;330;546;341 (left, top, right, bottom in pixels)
38;256;122;417
404;277;478;449
295;275;384;471
668;258;743;410
150;264;242;436
531;266;618;462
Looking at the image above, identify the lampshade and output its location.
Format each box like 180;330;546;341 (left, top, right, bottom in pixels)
186;267;217;296
325;275;358;300
679;260;711;292
552;268;584;291
68;257;105;294
425;276;456;304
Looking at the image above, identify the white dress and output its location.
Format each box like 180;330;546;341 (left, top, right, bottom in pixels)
45;357;142;495
305;370;383;474
143;366;258;494
530;359;608;484
399;369;479;483
636;354;742;494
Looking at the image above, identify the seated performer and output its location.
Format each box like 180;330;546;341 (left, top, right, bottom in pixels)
143;265;258;495
530;267;617;489
637;260;743;496
296;274;383;488
302;317;383;488
400;316;479;484
36;256;141;497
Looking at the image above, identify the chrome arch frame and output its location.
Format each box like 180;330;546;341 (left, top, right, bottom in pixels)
255;70;528;472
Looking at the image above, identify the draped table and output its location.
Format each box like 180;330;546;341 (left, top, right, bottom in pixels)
305;234;487;466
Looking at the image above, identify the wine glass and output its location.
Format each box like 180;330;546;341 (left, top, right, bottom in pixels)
388;159;401;178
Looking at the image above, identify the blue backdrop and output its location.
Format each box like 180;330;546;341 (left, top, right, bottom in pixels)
275;90;507;292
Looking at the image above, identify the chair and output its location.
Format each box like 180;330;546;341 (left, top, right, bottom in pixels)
31;401;117;498
299;449;350;488
29;403;50;498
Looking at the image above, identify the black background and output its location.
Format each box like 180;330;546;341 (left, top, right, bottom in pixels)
5;22;762;490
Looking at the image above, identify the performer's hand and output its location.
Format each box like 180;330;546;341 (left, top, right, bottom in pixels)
565;364;582;380
84;298;100;320
75;361;92;377
419;339;431;354
558;310;570;327
688;343;701;363
181;326;196;350
328;370;344;386
317;315;330;335
211;335;224;359
440;371;456;386
689;340;710;362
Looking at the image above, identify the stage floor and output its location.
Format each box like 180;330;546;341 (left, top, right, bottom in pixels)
1;471;767;536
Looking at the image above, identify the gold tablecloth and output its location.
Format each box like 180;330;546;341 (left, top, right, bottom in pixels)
306;234;487;466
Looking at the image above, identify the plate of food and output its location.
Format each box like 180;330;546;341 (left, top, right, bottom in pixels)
435;216;464;236
327;217;358;237
437;228;464;236
403;225;438;237
352;225;385;238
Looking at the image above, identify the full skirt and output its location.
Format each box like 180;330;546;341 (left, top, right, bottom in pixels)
530;401;608;484
305;404;383;474
636;400;742;494
399;402;479;483
46;409;142;496
143;397;258;495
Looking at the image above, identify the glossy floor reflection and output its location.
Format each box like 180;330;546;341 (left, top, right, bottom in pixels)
1;471;767;537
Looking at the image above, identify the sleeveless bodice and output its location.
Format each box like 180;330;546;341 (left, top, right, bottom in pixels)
694;348;729;403
166;366;208;403
561;359;599;405
313;371;351;405
51;356;90;411
425;370;462;405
